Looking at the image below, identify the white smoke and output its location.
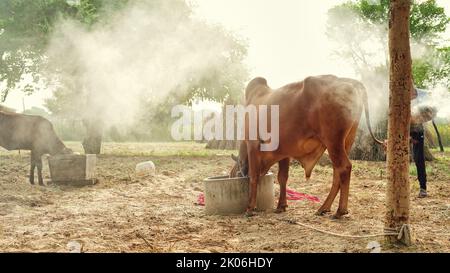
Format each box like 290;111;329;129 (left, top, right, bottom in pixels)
414;86;450;121
44;1;243;128
327;4;448;129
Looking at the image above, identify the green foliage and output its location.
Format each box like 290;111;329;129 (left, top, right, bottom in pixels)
354;0;390;25
327;0;450;88
77;0;102;25
39;0;248;141
345;0;449;42
412;46;450;88
412;58;434;88
0;0;77;101
76;0;130;26
410;1;449;42
0;0;137;101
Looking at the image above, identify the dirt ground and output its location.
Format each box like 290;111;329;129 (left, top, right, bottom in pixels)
0;142;449;253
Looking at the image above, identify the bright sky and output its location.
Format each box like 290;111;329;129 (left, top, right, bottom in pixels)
3;0;450;111
193;0;353;88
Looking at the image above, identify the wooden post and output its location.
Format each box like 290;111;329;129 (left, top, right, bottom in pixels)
82;118;103;154
385;0;413;246
432;120;444;152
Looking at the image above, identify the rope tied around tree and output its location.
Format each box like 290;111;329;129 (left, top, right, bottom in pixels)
384;224;412;245
282;219;411;242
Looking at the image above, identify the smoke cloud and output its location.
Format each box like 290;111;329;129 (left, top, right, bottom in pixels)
414;86;450;121
327;6;449;130
44;0;244;130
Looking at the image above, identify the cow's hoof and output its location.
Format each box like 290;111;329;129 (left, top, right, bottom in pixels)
275;206;287;214
331;210;348;219
330;214;342;220
245;208;257;217
315;209;330;216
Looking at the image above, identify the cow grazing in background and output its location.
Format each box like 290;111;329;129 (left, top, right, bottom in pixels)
0;111;72;185
230;75;383;219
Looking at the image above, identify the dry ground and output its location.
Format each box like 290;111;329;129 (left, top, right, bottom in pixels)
0;142;449;253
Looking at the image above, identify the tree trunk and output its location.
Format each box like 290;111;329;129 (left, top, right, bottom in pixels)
205;100;240;150
82;118;103;154
385;0;412;246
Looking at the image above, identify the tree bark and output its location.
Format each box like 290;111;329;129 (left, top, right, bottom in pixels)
385;0;412;246
205;100;240;150
82;118;103;154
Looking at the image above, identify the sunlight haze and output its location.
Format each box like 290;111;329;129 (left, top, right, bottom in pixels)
3;0;450;111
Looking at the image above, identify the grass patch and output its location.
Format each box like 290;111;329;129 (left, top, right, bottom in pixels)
0;141;237;157
67;141;236;157
409;164;434;177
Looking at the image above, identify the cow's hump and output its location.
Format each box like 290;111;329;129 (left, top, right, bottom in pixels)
246;77;268;100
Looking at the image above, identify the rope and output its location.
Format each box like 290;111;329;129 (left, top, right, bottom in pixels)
281;219;405;239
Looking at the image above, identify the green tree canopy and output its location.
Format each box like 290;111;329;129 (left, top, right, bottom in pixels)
327;0;449;88
2;0;248;105
39;0;248;141
0;0;77;101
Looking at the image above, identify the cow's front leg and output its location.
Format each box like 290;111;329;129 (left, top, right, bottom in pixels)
246;145;261;217
333;160;352;219
246;175;259;217
36;157;44;186
275;158;289;213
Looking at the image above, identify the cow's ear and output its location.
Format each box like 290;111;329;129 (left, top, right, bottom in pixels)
231;154;238;162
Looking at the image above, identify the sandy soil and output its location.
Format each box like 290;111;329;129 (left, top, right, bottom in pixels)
0;142;449;253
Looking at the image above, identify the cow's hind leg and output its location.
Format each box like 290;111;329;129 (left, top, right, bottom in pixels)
317;121;357;218
331;123;358;219
317;146;352;218
275;158;290;213
316;167;340;216
332;153;352;219
320;140;353;219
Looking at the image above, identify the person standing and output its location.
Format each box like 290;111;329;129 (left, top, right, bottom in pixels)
383;85;436;198
410;106;437;198
410;117;427;197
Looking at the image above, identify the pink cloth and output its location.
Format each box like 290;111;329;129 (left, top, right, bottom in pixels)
195;188;319;206
286;189;320;203
196;193;205;206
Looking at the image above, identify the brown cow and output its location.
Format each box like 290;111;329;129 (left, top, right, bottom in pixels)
0;111;72;185
230;75;382;218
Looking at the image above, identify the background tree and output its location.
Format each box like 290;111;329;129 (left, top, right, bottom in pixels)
327;0;449;161
42;0;249;151
0;0;120;153
0;0;76;101
328;0;448;76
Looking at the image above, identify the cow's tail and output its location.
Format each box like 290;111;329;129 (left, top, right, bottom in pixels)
360;85;384;145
